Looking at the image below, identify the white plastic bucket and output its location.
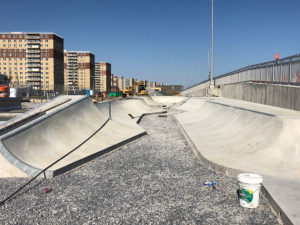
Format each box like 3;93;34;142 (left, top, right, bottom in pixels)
10;88;18;98
237;173;263;208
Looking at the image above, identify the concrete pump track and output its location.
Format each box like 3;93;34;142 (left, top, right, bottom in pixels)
0;95;299;224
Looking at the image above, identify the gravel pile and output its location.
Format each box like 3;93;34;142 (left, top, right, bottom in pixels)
0;113;281;224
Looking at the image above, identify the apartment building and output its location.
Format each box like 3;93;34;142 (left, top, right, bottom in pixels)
123;78;136;89
0;32;64;91
95;62;111;93
117;76;124;91
111;74;118;87
64;51;95;92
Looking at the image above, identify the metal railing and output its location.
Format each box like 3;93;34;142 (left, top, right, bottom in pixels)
183;53;300;92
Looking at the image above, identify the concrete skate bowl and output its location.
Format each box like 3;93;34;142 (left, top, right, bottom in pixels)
175;97;300;224
0;96;164;178
150;96;188;107
176;98;300;179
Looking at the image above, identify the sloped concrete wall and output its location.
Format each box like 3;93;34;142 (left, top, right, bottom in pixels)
181;81;209;97
221;83;300;111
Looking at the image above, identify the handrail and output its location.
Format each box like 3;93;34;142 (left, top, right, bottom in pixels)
183;53;300;91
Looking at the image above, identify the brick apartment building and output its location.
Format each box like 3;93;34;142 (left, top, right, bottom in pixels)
64;50;95;92
0;32;64;91
95;62;111;93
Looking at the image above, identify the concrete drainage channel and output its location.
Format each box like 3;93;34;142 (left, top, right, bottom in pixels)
0;112;281;224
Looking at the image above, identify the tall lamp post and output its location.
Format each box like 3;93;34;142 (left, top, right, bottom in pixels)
210;0;214;89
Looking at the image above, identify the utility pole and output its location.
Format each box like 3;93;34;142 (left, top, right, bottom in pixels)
210;0;214;89
208;49;211;80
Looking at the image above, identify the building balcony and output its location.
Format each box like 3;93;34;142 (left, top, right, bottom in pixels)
27;77;41;82
26;49;40;53
26;54;41;58
27;68;40;72
26;71;41;75
25;35;40;39
26;59;41;63
26;63;41;67
26;40;40;44
27;45;40;49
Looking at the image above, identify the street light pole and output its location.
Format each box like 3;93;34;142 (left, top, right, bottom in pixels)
210;0;214;88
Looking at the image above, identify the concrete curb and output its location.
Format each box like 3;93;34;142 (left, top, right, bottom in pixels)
174;116;292;225
136;111;167;124
52;131;147;177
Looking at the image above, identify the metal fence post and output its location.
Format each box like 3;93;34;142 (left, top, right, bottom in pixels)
272;64;274;84
289;57;292;84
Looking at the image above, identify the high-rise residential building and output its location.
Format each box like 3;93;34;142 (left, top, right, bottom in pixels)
111;74;118;87
95;62;111;93
117;76;124;91
0;32;64;91
64;51;95;92
123;78;136;89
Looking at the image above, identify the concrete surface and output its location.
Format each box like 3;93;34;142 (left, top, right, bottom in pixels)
181;81;300;112
150;96;187;107
0;95;164;178
175;97;300;224
221;82;300;111
0;114;280;224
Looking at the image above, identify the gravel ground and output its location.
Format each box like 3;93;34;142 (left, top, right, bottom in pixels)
0;113;281;224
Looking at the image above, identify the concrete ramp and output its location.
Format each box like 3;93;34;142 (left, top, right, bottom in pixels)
150;96;187;106
0;96;164;178
175;97;300;224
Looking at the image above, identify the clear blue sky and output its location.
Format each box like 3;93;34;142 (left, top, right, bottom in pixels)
1;0;299;87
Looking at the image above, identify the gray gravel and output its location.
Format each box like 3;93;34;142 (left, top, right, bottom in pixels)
0;113;281;224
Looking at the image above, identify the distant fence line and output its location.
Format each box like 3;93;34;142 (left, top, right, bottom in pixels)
183;53;300;93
